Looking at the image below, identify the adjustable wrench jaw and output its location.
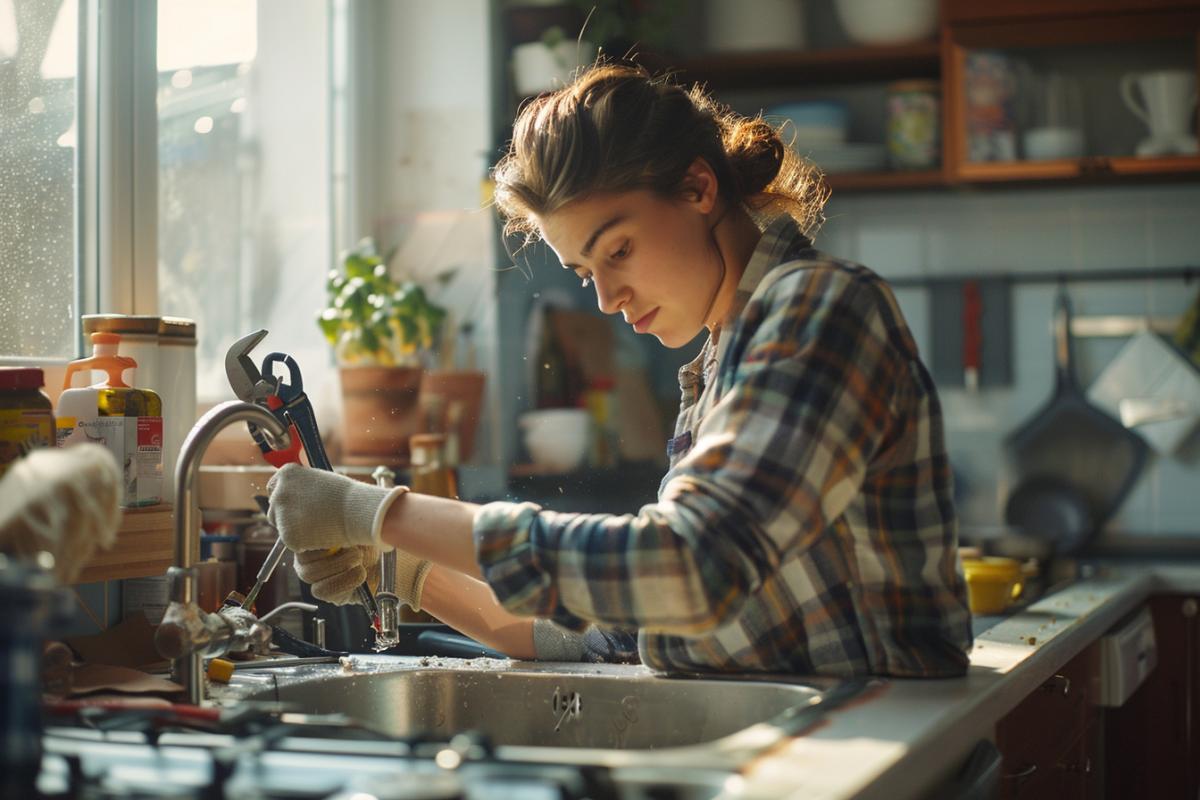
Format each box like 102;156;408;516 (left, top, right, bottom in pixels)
225;329;274;404
224;329;303;466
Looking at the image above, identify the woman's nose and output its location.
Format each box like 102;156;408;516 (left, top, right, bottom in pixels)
593;275;628;316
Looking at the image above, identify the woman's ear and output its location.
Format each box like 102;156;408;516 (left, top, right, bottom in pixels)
679;157;718;214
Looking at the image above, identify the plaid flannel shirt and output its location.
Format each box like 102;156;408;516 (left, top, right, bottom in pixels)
476;215;973;677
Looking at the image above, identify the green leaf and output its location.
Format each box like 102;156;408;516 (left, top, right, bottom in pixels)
360;326;380;355
316;308;342;344
344;253;378;280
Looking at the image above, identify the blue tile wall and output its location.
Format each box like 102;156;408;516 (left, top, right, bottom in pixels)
820;184;1200;538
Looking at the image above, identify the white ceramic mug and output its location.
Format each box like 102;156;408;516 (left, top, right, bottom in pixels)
1120;69;1197;138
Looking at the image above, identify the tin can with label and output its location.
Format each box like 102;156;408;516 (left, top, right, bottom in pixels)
887;79;941;170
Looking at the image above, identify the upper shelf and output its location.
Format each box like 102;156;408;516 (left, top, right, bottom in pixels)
825;155;1200;193
669;42;941;91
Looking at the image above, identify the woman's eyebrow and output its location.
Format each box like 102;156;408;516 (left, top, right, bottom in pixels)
563;214;626;269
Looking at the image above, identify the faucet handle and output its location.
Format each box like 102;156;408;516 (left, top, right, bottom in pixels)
372;465;396;489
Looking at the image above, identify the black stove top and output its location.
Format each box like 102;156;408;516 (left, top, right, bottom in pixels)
27;706;668;800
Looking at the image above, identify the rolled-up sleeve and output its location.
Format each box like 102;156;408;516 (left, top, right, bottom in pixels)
474;268;902;635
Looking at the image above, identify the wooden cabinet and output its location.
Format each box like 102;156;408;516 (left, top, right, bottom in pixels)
664;1;1200;192
941;1;1200;186
1105;594;1200;799
994;643;1100;799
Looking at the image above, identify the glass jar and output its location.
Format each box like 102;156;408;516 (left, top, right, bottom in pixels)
404;433;457;624
0;368;54;478
887;79;941;170
410;433;458;499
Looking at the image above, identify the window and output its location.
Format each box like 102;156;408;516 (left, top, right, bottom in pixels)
0;0;80;360
1;0;343;404
156;0;336;400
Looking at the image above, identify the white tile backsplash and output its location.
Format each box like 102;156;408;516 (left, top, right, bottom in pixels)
826;184;1200;538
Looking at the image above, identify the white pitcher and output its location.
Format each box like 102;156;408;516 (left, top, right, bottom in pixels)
1120;69;1197;154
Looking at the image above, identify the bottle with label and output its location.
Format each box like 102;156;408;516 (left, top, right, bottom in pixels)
584;376;619;468
57;332;164;507
0;368;55;478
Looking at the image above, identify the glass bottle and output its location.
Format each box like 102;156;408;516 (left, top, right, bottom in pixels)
403;433;457;623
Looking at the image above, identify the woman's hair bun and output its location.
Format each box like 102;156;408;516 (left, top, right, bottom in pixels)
722;117;786;197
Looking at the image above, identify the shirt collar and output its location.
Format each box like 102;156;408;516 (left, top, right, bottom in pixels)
725;215;813;327
678;215;814;390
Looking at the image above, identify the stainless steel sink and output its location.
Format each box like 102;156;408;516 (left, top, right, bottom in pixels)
218;655;875;766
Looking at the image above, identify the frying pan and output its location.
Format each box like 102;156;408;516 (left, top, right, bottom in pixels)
1003;476;1094;555
1003;287;1148;554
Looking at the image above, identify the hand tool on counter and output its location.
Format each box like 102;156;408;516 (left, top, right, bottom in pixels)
224;330;379;625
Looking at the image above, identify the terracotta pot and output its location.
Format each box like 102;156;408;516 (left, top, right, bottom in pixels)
338;365;424;463
419;370;486;462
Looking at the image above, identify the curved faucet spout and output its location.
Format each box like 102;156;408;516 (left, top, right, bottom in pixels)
175;401;289;569
167;400;290;703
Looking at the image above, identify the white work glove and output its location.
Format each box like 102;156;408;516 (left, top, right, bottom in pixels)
292;545;432;609
0;444;121;583
267;463;432;609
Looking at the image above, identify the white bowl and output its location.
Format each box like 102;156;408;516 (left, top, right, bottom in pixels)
1022;127;1085;160
519;408;591;472
834;0;938;46
511;39;596;96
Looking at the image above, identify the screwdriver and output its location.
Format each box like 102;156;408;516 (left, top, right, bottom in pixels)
238;495;287;611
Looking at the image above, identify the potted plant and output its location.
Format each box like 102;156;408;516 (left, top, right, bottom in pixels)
319;238;448;464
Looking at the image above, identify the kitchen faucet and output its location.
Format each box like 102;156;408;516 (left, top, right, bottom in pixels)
154;400;292;704
372;465;401;651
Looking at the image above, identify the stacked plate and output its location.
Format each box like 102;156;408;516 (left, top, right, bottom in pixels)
767;101;887;174
800;143;888;174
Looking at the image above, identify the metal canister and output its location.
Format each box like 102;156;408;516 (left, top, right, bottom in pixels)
886;79;941;170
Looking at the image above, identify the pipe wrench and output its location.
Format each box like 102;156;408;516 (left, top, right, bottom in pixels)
225;330;379;623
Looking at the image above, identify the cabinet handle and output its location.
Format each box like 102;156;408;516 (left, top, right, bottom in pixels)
1002;763;1038;791
1057;756;1092;774
1041;674;1071;696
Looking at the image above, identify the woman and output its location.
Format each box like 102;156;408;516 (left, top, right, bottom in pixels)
269;63;973;678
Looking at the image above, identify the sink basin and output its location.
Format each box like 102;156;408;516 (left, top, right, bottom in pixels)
222;656;870;757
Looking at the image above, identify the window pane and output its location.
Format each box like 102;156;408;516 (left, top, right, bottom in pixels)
157;0;332;400
0;0;79;359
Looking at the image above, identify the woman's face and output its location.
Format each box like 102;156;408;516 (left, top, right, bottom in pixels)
538;177;721;349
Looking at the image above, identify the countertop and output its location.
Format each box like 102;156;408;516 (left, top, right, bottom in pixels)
738;560;1200;800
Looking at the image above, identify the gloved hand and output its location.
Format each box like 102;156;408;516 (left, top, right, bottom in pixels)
266;462;393;550
294;545;433;609
0;444;121;583
267;463;431;609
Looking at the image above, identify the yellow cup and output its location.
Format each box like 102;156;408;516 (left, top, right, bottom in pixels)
962;557;1025;615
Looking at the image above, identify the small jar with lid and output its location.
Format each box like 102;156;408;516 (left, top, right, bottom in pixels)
0;368;55;478
410;433;458;499
404;433;458;624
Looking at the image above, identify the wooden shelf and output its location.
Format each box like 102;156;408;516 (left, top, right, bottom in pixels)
824;168;947;192
955;155;1200;184
671;42;941;90
75;504;174;584
808;155;1200;191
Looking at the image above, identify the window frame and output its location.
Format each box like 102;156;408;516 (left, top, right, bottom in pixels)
5;0;357;367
